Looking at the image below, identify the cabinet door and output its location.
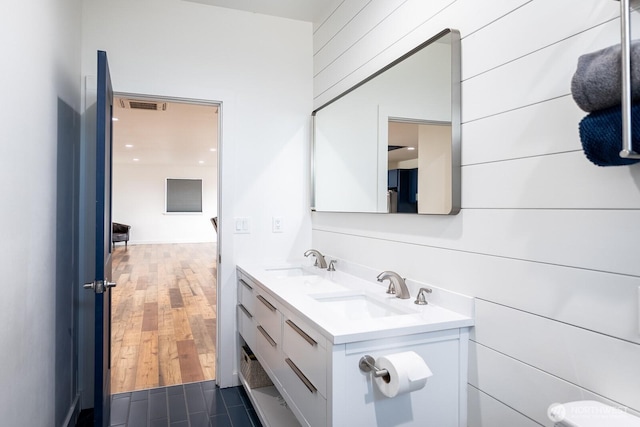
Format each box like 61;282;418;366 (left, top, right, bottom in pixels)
237;304;255;350
238;277;256;314
331;336;461;427
255;292;281;341
283;316;327;398
255;320;282;377
280;357;327;427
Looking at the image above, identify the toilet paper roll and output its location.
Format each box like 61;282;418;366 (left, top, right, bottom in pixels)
373;351;433;398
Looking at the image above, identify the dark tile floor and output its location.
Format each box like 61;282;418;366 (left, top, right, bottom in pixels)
109;380;263;427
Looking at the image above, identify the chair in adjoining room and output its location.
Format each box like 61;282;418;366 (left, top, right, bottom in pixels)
112;222;131;248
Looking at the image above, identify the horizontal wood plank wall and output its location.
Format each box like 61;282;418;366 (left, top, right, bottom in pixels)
312;0;640;425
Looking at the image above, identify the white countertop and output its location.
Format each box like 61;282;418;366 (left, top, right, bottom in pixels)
237;262;474;345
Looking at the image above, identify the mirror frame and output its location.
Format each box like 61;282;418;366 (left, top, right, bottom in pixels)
311;28;461;215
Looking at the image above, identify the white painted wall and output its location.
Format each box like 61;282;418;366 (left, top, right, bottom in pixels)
0;0;82;426
113;163;217;244
81;0;313;388
312;1;640;425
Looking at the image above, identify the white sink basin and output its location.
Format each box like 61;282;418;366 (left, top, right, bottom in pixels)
312;292;413;320
293;276;349;293
264;266;315;278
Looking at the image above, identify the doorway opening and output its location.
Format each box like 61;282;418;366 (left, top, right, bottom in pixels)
109;95;220;393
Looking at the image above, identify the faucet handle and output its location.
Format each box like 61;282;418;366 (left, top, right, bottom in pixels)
414;287;433;305
327;259;337;271
386;282;396;294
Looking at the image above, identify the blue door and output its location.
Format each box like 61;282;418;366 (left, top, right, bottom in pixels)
85;50;115;427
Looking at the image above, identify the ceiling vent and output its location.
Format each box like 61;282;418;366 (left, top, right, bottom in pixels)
118;99;168;111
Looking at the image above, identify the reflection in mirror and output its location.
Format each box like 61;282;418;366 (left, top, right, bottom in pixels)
312;29;460;215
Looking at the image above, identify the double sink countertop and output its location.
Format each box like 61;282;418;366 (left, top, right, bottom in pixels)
237;262;474;345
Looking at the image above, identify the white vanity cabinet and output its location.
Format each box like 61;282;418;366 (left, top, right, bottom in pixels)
236;267;473;427
237;271;301;427
237;270;326;427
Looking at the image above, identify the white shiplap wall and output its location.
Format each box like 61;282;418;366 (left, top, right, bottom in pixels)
311;1;640;426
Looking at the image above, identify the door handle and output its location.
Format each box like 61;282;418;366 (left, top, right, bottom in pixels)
256;295;276;312
285;358;317;394
84;280;116;294
285;320;317;346
238;304;253;319
257;326;277;347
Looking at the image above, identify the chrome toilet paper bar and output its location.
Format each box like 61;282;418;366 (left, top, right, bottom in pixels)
358;355;389;378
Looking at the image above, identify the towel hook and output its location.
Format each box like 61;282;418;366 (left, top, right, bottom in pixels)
618;0;640;158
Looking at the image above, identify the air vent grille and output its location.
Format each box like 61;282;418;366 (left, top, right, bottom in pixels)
118;99;167;111
130;101;158;110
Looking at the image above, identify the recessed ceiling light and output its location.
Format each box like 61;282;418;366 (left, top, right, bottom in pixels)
125;144;133;148
198;160;205;164
209;148;217;152
112;117;119;121
133;158;139;162
407;147;416;151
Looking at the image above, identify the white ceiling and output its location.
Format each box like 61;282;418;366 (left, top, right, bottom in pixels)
113;98;218;167
181;0;339;23
388;121;419;164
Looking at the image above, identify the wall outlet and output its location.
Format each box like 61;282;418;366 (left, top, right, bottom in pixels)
272;216;283;233
234;217;250;234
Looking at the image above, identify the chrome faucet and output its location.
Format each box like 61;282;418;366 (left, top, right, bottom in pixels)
414;287;433;305
304;249;327;269
377;271;410;299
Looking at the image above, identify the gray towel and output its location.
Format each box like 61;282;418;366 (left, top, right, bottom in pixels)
571;41;640;112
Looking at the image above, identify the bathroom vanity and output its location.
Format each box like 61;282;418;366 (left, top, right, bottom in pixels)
236;263;474;427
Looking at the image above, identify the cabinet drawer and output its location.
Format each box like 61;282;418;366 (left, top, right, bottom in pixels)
255;292;281;342
255;323;281;377
237;304;255;350
283;317;327;397
281;357;327;427
238;278;255;314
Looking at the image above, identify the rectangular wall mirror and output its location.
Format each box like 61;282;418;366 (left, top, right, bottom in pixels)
312;28;461;215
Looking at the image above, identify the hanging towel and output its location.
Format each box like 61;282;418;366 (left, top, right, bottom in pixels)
571;41;640;112
579;103;640;166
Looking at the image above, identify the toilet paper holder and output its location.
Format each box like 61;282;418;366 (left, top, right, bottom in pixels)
359;355;389;378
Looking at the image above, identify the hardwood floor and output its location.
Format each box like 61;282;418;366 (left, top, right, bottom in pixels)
110;242;217;394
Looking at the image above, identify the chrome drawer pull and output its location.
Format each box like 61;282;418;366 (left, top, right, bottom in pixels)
238;304;253;319
239;279;253;290
257;325;277;347
257;295;276;312
285;358;317;394
286;320;317;346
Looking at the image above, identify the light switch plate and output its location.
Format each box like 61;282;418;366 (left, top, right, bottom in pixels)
234;217;250;234
272;216;283;233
